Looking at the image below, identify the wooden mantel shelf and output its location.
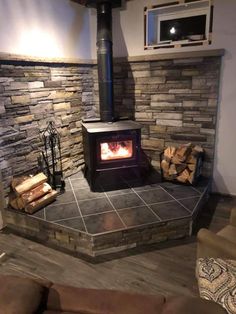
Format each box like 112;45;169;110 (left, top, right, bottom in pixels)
0;49;224;65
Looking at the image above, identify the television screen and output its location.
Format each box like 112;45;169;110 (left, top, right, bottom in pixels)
160;15;206;42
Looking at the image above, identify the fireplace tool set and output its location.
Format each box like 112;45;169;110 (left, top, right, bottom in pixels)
38;121;65;192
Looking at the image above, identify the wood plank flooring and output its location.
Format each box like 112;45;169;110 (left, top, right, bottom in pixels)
0;194;235;297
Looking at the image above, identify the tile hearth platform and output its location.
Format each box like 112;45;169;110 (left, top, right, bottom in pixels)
3;170;209;257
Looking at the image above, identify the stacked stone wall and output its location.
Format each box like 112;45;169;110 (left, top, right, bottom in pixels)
0;61;96;194
110;56;220;176
0;55;221;194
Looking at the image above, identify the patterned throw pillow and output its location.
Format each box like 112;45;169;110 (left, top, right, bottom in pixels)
196;258;236;314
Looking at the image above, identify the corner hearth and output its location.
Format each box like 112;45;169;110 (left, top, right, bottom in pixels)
4;170;209;257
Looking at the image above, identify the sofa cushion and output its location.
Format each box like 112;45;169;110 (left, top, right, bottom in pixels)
47;284;165;314
217;225;236;245
0;275;47;314
196;258;236;314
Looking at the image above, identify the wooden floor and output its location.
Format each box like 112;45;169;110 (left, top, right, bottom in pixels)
0;194;235;297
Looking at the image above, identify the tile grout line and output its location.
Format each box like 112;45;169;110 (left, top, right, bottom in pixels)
122;176;162;221
103;191;128;229
130;187;163;221
69;177;88;233
191;185;204;194
158;185;192;214
53;215;82;223
191;185;209;216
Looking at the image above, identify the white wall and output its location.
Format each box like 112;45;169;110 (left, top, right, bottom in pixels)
90;0;236;196
0;0;91;59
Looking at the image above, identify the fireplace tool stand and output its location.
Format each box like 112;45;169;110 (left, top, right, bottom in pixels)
39;121;65;192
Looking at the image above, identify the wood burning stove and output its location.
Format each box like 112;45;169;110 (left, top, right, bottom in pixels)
81;1;144;190
82;120;142;190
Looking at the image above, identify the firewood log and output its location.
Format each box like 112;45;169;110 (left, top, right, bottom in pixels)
11;176;30;190
171;155;182;165
169;164;177;176
188;171;195;184
186;153;197;164
25;190;57;214
164;146;176;161
161;159;170;173
176;163;187;174
175;144;192;163
187;164;196;172
21;183;52;205
176;169;190;183
14;173;47;195
193;145;204;153
9;194;25;210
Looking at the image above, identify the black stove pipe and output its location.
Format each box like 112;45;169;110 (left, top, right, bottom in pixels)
97;2;115;122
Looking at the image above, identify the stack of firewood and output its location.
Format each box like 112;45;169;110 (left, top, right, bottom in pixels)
9;173;57;214
161;143;204;184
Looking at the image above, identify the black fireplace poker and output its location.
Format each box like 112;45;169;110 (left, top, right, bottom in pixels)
97;1;115;122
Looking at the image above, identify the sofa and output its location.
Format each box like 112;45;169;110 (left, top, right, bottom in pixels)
197;207;236;259
0;275;226;314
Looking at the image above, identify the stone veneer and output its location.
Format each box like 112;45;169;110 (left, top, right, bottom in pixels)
111;55;221;175
0;51;222;195
0;59;96;195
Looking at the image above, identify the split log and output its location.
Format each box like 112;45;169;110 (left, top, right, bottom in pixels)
161;159;170;173
11;176;30;190
169;164;177;176
9;192;25;210
186;154;197;164
188;171;195;184
176;163;187;174
25;190;57;214
176;169;190;183
187;164;196;172
164;146;176;161
172;155;184;165
193;145;204;153
175;143;192;163
14;173;47;196
21;183;52;205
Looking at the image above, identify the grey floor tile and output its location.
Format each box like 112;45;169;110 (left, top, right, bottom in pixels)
54;191;76;205
109;193;145;210
132;184;161;192
79;197;114;216
179;196;201;212
45;202;80;221
69;172;84;179
84;212;124;234
150;201;190;220
137;189;173;204
162;186;200;200
118;206;159;227
70;178;90;189
105;187;132;196
55;217;85;232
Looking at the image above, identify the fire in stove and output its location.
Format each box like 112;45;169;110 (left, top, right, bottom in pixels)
100;140;133;161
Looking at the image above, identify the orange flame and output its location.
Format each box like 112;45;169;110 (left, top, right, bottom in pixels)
101;141;133;161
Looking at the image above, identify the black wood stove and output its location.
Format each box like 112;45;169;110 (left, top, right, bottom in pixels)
81;0;143;190
82;120;142;189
